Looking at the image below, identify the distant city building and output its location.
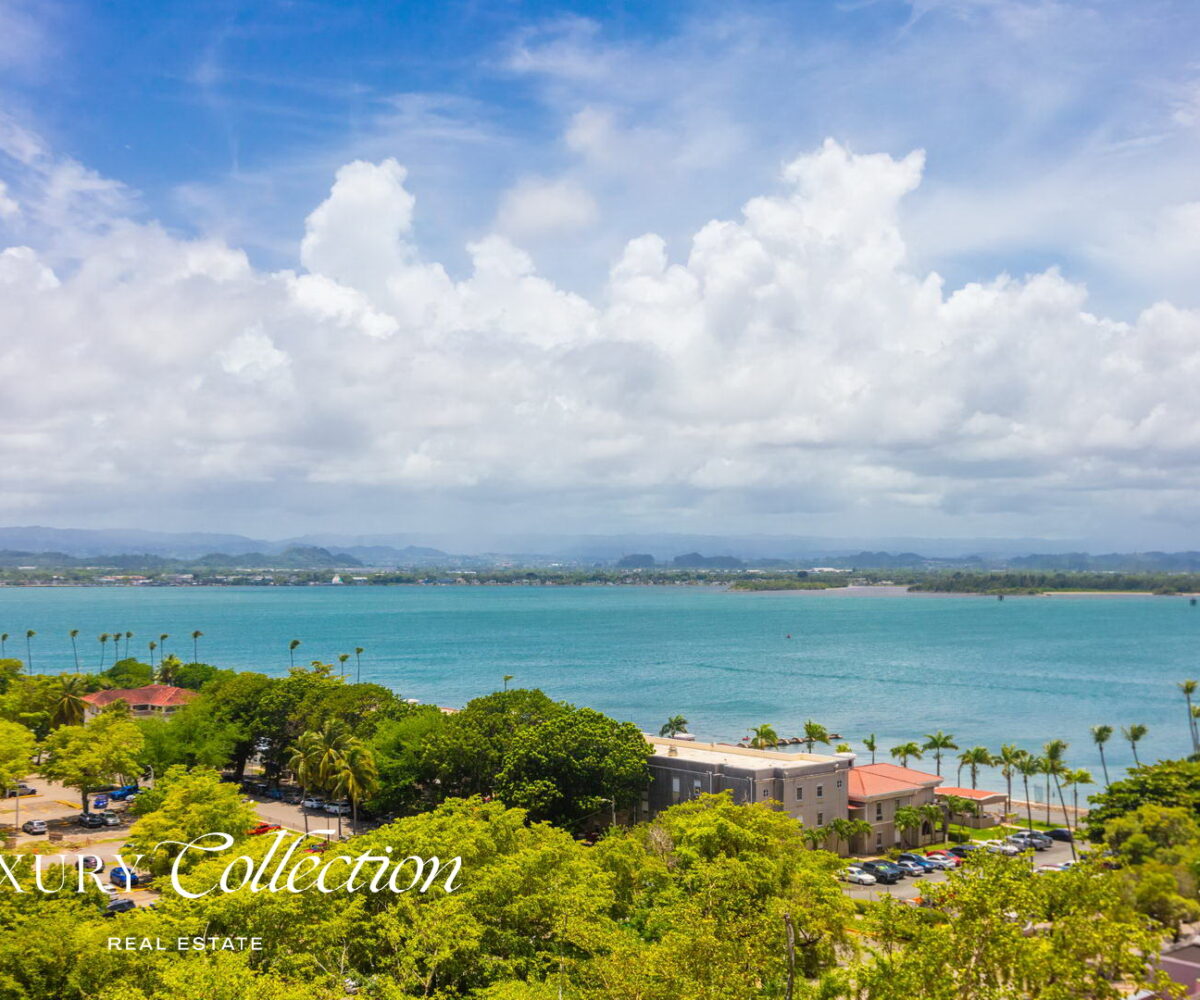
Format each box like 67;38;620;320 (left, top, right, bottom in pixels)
80;684;197;719
640;736;851;833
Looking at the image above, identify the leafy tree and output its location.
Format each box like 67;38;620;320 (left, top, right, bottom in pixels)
420;688;567;800
40;711;145;810
172;661;222;690
366;706;447;816
123;765;257;876
0;719;37;794
893;805;923;848
102;658;153;689
495;707;651;828
0;658;24;694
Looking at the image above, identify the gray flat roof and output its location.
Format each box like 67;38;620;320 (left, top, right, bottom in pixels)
646;735;844;770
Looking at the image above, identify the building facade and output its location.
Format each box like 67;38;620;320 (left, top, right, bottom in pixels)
846;762;943;853
640;736;852;832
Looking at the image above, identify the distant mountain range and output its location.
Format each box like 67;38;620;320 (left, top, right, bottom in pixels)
0;525;1199;572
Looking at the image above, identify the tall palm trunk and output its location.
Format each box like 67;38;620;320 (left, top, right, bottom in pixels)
1022;773;1034;837
1098;744;1110;787
1051;775;1077;860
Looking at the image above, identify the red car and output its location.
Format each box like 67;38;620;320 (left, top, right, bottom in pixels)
924;849;963;867
247;823;282;836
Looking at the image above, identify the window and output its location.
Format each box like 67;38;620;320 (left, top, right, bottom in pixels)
816;784;824;799
671;776;680;804
691;778;702;798
836;778;843;789
817;812;824;826
875;832;883;847
795;786;803;801
761;785;770;800
875;802;883;821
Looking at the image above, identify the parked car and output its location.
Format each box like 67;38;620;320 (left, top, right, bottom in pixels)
1035;863;1064;873
898;852;945;871
99;810;122;827
282;788;303;804
860;860;904;884
947;844;981;859
109;785;140;801
80;855;104;873
924;849;963;867
893;858;926;877
1007;833;1049;852
1046;828;1074;842
92;795;109;810
103;898;137;917
324;801;352;816
301;796;325;810
1010;829;1053;849
110;867;142;889
75;812;105;829
841;866;877;885
979;839;1020;856
5;784;36;797
248;823;282;836
21;819;47;835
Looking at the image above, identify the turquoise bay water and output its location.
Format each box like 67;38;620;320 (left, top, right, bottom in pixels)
2;585;1197;788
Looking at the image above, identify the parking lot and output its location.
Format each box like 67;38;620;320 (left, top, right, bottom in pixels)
839;839;1081;902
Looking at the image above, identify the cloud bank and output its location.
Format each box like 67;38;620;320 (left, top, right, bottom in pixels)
1;129;1198;541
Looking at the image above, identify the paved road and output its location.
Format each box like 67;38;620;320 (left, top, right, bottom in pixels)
839;839;1080;902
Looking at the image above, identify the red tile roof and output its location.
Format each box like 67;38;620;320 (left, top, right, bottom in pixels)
848;762;942;800
82;684;197;709
935;786;1005;801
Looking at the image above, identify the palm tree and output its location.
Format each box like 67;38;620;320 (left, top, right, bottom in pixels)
749;724;779;749
1091;725;1113;786
938;794;977;840
354;646;364;683
862;734;877;765
338;653;350;679
894;805;923;848
959;746;995;789
68;629;80;670
1060;768;1091;860
24;630;35;671
50;674;88;728
800;825;826;850
159;634;169;658
148;640;158;666
1122;724;1148;766
922;731;958;776
826;817;856;854
1181;681;1199;754
331;741;378;836
97;633;109;669
918;803;942;846
660;715;689;738
1041;739;1071;831
889;742;923;768
0;633;7;656
996;744;1027;815
1016;755;1040;836
191;630;203;662
800;720;830;752
502;674;513;691
289;639;301;669
124;631;133;658
288;731;322;837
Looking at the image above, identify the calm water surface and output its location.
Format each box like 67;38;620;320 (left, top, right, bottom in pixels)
2;585;1196;788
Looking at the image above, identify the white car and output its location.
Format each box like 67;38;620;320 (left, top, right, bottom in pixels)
979;839;1020;856
841;866;877;885
324;801;352;816
301;796;325;810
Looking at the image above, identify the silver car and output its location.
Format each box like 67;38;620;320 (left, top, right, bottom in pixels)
841;865;877;885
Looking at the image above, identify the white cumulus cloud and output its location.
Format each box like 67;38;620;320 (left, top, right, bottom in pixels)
1;133;1199;542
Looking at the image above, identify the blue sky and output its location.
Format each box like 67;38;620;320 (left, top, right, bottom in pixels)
1;0;1199;545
